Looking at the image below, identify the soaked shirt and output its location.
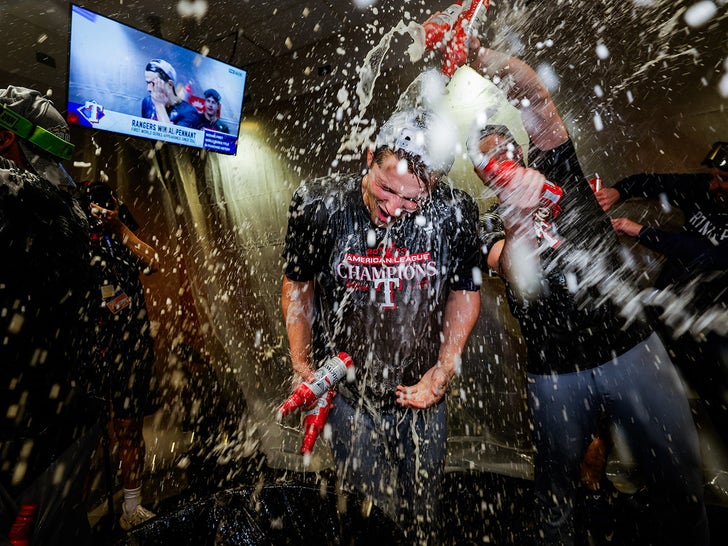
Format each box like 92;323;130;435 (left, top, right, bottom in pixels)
0;158;99;494
480;140;652;375
283;173;481;409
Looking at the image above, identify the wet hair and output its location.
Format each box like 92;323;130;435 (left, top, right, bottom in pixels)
477;125;515;144
371;146;438;190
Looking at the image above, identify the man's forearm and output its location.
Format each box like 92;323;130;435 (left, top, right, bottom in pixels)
281;277;315;379
471;48;568;151
499;224;542;300
115;223;159;273
436;289;481;378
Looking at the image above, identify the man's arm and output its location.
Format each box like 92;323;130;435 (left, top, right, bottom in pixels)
481;164;546;299
612;220;728;270
115;224;159;274
91;203;158;273
471;48;568;151
396;288;480;409
281;276;316;383
597;173;711;212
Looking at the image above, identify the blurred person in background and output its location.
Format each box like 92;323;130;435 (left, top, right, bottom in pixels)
197;88;229;133
598;142;728;437
80;180;160;530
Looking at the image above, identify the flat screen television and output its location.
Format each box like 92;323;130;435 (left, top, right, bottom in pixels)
67;4;246;155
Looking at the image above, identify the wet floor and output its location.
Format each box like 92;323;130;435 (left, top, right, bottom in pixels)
86;408;728;545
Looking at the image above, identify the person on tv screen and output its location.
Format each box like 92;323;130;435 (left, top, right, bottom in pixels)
198;88;229;133
141;58;200;128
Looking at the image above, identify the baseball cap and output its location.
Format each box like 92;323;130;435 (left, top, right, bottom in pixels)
0;85;76;188
146;59;177;83
702;141;728;170
374;108;457;178
204;89;221;102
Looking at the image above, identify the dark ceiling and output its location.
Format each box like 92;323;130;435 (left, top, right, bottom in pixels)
2;0;727;177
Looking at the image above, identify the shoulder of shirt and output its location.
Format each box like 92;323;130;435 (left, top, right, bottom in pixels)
430;181;479;216
432;180;476;202
0;158;53;192
297;173;359;196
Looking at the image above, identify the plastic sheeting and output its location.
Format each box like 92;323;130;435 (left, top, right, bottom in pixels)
114;483;407;545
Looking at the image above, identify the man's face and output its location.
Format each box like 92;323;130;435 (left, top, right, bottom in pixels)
145;71;172;104
204;96;219;117
476;133;523;183
363;149;429;227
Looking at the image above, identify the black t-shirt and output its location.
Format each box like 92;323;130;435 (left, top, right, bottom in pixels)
480;140;652;375
0;159;99;494
614;172;728;288
283;173;481;409
198;115;229;133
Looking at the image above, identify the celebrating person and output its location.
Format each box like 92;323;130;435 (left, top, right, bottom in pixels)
0;85;101;545
598;142;728;436
468;49;709;545
80;181;159;530
281;108;481;543
141;58;200;128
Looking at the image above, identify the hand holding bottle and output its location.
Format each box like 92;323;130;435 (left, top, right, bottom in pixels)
277;352;354;417
300;389;335;454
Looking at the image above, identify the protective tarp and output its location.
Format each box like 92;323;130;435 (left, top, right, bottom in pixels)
113;483;407;545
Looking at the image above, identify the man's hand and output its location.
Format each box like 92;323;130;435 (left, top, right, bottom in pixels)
148;77;170;107
89;200;121;234
595;187;620;212
611;217;643;237
396;365;451;409
482;164;546;232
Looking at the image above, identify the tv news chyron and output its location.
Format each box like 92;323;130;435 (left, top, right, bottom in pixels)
67;4;246;155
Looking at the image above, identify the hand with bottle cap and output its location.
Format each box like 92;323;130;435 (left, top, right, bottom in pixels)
595;186;621;212
428;0;491;77
469;128;564;217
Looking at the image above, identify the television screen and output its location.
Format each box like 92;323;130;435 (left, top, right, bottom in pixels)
67;4;246;155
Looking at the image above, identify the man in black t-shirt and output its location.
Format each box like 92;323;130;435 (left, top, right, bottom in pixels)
0;86;100;546
598;142;728;441
281;108;481;543
468;49;708;546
